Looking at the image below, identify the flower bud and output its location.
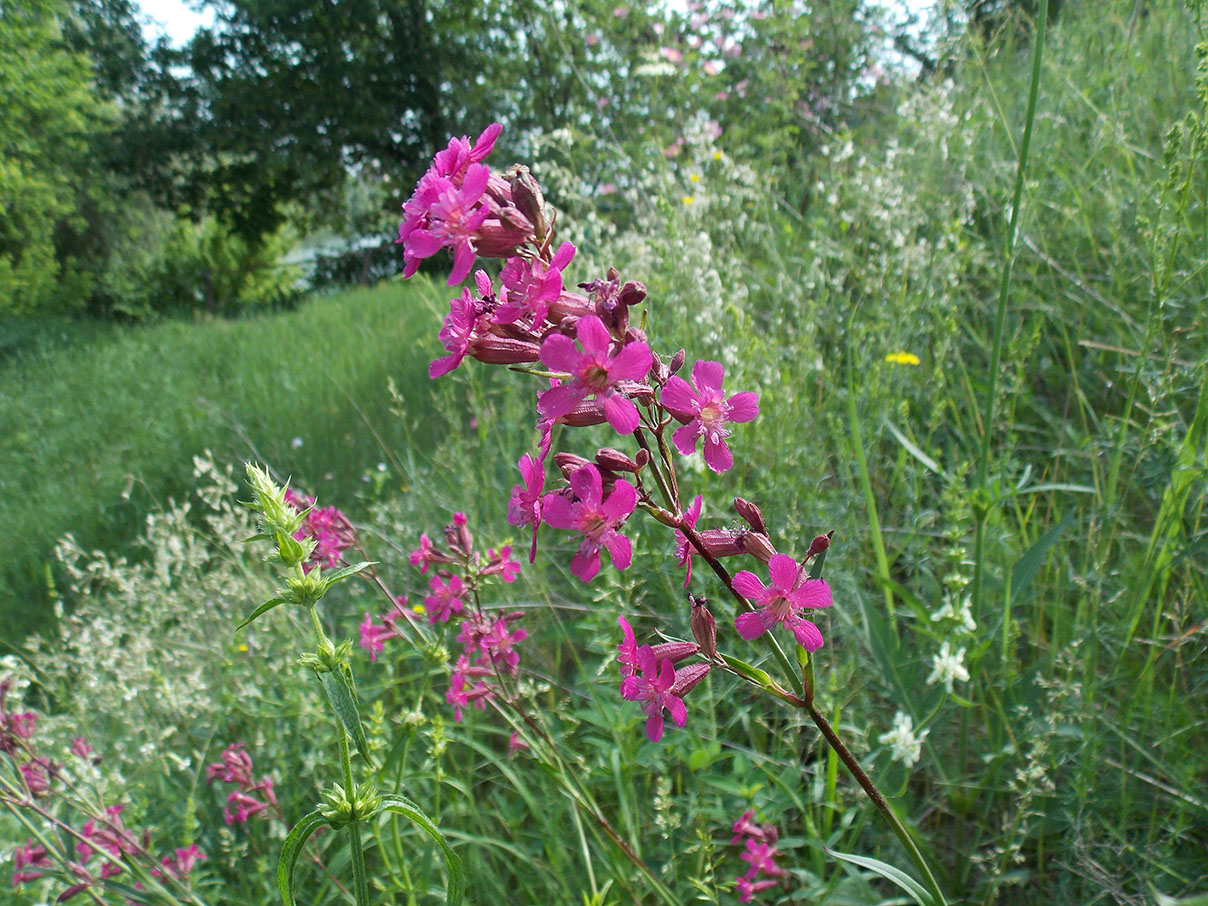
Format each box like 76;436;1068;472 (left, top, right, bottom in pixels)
469;334;541;365
554;452;592;481
619;280;647;307
669;662;712;697
555;400;608;428
669;348;686;375
807;532;832;558
695;528;746;558
505;164;549;241
595;447;642;473
689;595;717;660
742;531;777;563
650;641;701;663
733;497;767;534
633;448;651;468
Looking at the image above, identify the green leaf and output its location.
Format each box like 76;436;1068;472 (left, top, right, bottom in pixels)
883;418;945;476
827;848;937;906
1154;892;1208;906
1010;511;1073;605
380;793;466;906
719;654;776;689
323;561;375;586
317;669;374;768
278;809;328;906
236;596;289;632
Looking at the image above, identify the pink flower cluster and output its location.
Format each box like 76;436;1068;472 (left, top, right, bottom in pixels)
364;514;527;724
616;617;711;742
730;810;783;902
284;487;356;571
205;743;278;826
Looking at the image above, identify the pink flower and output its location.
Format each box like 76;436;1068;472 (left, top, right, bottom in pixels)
620;645;687;742
617;616;641;677
507;453;546;563
672;495;703;587
410;533;438;573
661;360;758;472
424;574;466;623
19;757;53;797
508;731;530;754
484;546;522;583
8;712;36;739
659;46;683;63
736;875;779;903
733;554;832;651
206;744;255;788
538;315;652;435
431;123;502;182
359;613;391;662
541;465;637;581
480;616;528;673
157;844;205;881
495;242;576;325
12;839;52;884
400;165;491;284
740;839;783;878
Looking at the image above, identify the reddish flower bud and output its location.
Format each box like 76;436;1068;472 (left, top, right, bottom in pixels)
470;335;541;366
742;531;777;563
505;164;549;241
807;533;832;558
554;452;592;481
695;528;747;558
669;348;687;375
619;280;647;307
733;497;767;534
633;448;651;468
595;447;642;473
650;640;701;663
669;662;712;697
690;596;717;660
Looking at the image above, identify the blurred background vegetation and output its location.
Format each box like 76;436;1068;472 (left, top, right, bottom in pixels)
2;0;1206;904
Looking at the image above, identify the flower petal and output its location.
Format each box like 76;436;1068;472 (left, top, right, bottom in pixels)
768;553;800;592
691;360;725;394
660;375;698;420
703;437;734;473
732;570;767;601
608;341;653;381
603;532;632;570
667;694;687;729
575;315;612;359
645;711;665;742
788;617;824;652
734;611;771;640
726;391;759;423
602;479;637;522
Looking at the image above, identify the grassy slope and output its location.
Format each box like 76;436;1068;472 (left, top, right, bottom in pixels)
0;279;454;642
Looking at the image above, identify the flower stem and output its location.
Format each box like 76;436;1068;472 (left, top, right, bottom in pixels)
805;703;947;906
337;727;369;906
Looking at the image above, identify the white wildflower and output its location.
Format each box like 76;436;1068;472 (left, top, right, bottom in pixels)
879;711;928;768
927;641;970;693
931;594;977;634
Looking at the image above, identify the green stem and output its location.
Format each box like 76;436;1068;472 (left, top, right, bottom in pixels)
337;729;369;906
805;705;948;906
972;0;1049;622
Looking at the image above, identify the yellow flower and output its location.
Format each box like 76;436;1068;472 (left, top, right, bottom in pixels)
713;151;723;160
690;173;701;183
411;603;426;616
885;351;921;366
682;195;695;205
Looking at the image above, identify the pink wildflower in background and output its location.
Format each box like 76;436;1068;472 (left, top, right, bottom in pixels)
733;553;832;651
12;840;52;884
424;574;466;623
359;613;391;662
155;844;205;882
541;464;637;581
661;360;758;473
206;743;277;826
410;533;438;573
538;315;652;435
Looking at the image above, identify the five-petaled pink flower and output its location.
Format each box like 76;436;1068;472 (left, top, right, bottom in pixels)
538;315;652;435
424;575;466;623
507;452;545;563
400;165;492;284
620;645;687;742
733;553;832;651
495;242;576;325
661;360;758;472
541;464;636;581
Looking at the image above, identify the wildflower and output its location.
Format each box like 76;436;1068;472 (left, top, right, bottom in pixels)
19;757;54;797
672;495;703;587
617;617;641;677
423;575;466;624
156;844;205;882
739;838;783;878
541;464;637;582
682;195;695;205
359;613;391;663
736;876;779;903
885;351;921;365
732;553;832;651
399;165;491;284
12;839;52;884
508;731;530;754
661;360;759;473
538;315;652;435
206;744;255;788
479;615;528;673
495;242;576;325
483;546;522;583
926;641;969;693
410;533;438;573
878;711;928;768
620;645;687;742
81;805;138;858
931;594;977;633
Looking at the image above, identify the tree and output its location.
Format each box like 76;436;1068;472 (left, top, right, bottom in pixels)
0;0;110;313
